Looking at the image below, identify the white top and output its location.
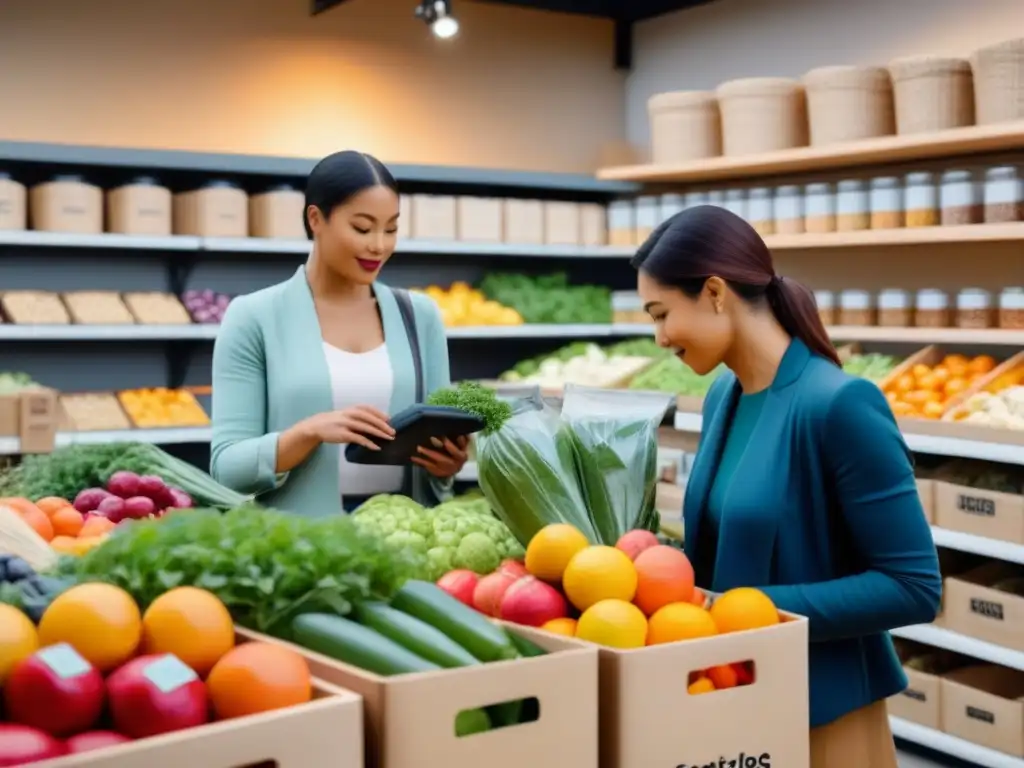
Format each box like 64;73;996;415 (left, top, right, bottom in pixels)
322;342;405;501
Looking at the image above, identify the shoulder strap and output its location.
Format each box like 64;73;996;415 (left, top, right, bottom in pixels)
393;288;425;403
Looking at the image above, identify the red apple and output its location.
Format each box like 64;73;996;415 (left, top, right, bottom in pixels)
4;643;105;737
472;571;518;617
436;570;479;607
65;731;133;754
106;654;208;739
499;576;569;627
0;724;67;766
497;559;528;579
615;529;660;561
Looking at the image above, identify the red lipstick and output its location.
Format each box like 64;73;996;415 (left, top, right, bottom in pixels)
356;258;382;272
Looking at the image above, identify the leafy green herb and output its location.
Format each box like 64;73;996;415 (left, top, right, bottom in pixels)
427;382;512;435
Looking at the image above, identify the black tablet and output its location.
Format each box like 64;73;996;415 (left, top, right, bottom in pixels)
344;404;486;466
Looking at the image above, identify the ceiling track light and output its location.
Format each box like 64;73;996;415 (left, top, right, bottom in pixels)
415;0;459;39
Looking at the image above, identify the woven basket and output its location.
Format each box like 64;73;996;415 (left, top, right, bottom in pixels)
648;90;721;164
889;55;974;134
802;65;895;146
972;37;1024;124
716;77;807;156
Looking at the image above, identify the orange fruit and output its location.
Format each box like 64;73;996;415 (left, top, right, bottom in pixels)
525;524;590;583
142;587;236;676
646;602;718;645
968;355;996;374
50;507;84;538
916;373;940;391
575;599;647;649
0;497;44;518
207;642;312;719
892;375;915;394
39;583;141;671
1;499;54;542
946;362;969;378
541;617;578;637
709;588;780;634
944;378;969;398
921;401;945;419
910;364;932;380
562;546;638;611
80;515;116;538
632;545;695;616
707;664;739;690
35;497;72;517
0;604;39;684
890;401;917;417
688;676;715;695
943;353;968;367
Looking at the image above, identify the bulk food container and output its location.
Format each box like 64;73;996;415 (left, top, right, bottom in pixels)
647;90;721;164
580;203;608;246
107;177;172;237
659;194;685;225
971;37;1024;124
939;170;982;226
504;199;544;244
804;182;836;234
457;197;503;243
411;195;457;240
715;77;808;156
250;184;306;240
914;289;951;329
30;175;103;234
173;180;248;238
836;179;870;232
544;201;582;245
888;55;974;134
746;187;774;236
802;65;895;146
0;172;27;231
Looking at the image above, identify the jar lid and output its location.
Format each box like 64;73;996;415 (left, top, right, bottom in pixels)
905;171;934;185
941;170;972;183
915;289;949;310
805;182;832;195
263;183;298;194
203;179;240;190
999;287;1024;310
814;290;835;308
684;192;708;204
748;187;771;199
985;165;1019;179
716;77;802;99
837;179;865;192
878;288;909;309
775;185;801;196
840;289;872;309
648;90;717;112
870;176;899;189
725;189;745;200
957;288;993;310
661;193;684;204
126;176;161;187
802;65;892;92
51;174;87;184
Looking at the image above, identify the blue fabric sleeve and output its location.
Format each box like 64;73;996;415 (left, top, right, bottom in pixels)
760;378;941;641
210;299;290;496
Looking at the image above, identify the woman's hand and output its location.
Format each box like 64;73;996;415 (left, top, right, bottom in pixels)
412;435;469;478
302;406;396;450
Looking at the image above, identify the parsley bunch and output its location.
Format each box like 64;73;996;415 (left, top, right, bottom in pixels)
427;382;512;435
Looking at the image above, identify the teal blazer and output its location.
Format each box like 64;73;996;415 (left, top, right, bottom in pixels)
685;339;941;728
210;266;454;516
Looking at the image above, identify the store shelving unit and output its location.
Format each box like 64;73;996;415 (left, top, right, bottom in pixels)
889;717;1024;768
891;625;1024;672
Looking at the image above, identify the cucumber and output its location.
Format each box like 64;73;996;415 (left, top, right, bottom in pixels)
456;708;492;737
291;613;439;676
354;602;482;668
391;580;520;663
507;630;548;658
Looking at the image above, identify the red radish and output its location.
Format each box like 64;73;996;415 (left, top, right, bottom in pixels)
96;496;129;524
66;731;133;753
499;576;569;627
472;571;517;617
137;475;168;501
122;496;157;520
72;488;111;514
166;488;194;509
497;559;528;579
436;570;479;607
4;643;104;737
615;529;660;561
0;724;67;765
106;654;208;739
105;471;141;499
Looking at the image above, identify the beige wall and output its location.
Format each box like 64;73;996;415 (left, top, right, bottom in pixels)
627;0;1024;150
0;0;625;173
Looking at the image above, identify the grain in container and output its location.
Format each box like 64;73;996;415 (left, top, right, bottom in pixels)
939;170;982;226
802;65;895;146
971;37;1024;125
635;196;661;241
411;195;457;240
956;288;995;329
106;177;172;236
999;287;1024;330
747;187;775;236
904;172;939;228
715;77;808;156
804;182;836;234
457;197;503;242
249;184;306;240
30;175;103;234
723;189;747;220
544;201;582;245
173;180;248;238
914;289;951;329
869;176;903;229
774;185;805;235
0;173;27;231
659;194;685;225
836;179;870;232
684;191;709;211
647;90;722;164
983;166;1024;223
580;203;607;246
838;289;876;326
815;290;836;326
607;199;636;246
504;198;544;244
888;55;974;134
878;288;913;327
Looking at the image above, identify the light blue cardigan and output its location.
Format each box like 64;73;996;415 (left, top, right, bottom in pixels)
210;266;454;516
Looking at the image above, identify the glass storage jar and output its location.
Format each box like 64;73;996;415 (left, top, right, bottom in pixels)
983;166;1024;223
707;189;726;208
774;185;805;235
747;187;774;236
956;288;995;329
836;179;870;231
878;289;912;327
815;290;836;326
659;194;685;224
839;289;876;326
683;191;708;210
804;182;836;234
904;172;939;228
724;189;747;220
939;170;982;226
914;289;951;328
998;287;1024;330
870;177;904;229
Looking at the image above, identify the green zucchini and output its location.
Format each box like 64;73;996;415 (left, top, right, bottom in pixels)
354;602;482;668
291;613;439;676
456;708;492;737
507;630;548;658
391;580;520;663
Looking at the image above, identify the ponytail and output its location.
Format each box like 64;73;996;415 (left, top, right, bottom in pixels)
766;276;841;367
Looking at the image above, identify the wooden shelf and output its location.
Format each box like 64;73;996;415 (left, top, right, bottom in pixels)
764;222;1024;250
827;327;1024;345
597;121;1024;184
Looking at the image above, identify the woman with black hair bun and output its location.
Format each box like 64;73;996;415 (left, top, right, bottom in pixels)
210;150;466;515
635;205;940;766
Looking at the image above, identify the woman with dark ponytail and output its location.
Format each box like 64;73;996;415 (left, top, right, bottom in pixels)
634;206;940;766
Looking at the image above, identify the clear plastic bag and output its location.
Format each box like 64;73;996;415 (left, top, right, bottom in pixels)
559;385;674;544
476;404;599;545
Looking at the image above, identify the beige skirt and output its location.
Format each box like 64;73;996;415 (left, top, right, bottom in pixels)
810;700;899;768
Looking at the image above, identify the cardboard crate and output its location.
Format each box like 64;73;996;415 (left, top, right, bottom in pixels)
238;625;599;768
888;665;942;729
38;678;363;767
917;478;936;525
943;562;1024;653
934;479;1024;545
0;387;59;453
943;350;1024;423
940;665;1024;758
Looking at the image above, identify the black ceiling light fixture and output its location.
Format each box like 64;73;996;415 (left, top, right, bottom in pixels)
415;0;460;39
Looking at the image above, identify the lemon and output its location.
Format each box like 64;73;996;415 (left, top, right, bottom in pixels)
562;545;638;611
525;524;590;583
0;605;39;683
576;599;647;649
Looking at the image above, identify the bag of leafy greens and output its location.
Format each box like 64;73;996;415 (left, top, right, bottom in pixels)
559;385;674;545
476;400;599;546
